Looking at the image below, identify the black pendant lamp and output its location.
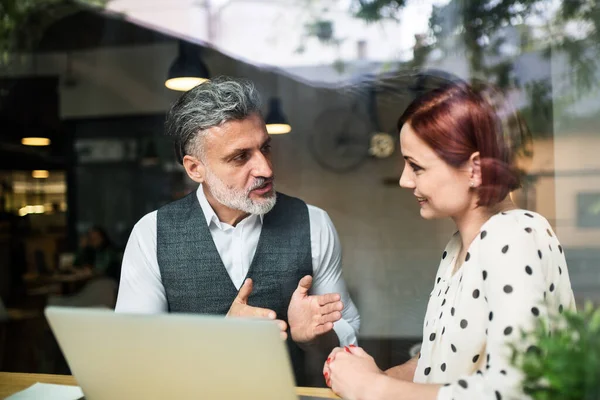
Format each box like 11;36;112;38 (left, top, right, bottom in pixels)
265;97;291;134
165;41;210;91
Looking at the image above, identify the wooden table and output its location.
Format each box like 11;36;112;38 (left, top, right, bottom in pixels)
0;372;339;399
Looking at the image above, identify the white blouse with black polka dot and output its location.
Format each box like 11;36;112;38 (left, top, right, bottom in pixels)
414;210;576;400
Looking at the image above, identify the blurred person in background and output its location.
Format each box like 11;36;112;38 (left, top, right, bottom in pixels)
73;226;121;283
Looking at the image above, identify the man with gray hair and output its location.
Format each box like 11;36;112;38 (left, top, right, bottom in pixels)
116;76;360;384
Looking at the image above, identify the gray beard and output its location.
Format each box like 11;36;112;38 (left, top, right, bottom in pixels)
203;167;276;215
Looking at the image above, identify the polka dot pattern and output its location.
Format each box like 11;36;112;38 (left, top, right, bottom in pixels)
416;209;576;400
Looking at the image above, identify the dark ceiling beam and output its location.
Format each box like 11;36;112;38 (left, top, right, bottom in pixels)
13;5;173;53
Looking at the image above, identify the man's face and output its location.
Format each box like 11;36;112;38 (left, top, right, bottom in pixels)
200;113;276;215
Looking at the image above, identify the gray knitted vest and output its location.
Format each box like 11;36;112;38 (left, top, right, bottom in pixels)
156;190;312;384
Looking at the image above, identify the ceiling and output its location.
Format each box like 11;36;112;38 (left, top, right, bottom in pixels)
14;4;173;53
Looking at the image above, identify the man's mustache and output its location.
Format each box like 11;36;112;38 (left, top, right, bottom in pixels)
247;177;274;192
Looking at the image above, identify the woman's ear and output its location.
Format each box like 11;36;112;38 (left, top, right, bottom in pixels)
469;152;482;188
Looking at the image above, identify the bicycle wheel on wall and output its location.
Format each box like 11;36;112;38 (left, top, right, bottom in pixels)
308;106;371;173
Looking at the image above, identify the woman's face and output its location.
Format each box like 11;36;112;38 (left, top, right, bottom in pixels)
399;123;475;220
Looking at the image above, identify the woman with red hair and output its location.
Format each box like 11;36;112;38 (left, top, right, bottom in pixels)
323;82;576;400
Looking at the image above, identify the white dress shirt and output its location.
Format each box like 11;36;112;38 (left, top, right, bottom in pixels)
116;185;360;346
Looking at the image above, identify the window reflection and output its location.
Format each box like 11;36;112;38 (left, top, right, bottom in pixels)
0;0;598;392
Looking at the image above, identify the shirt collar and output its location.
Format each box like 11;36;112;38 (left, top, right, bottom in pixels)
196;185;264;229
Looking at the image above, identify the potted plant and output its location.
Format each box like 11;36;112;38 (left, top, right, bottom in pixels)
511;302;600;400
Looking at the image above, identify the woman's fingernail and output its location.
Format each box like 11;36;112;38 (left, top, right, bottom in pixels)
349;344;357;348
324;372;329;379
326;379;331;387
327;357;331;363
344;346;350;353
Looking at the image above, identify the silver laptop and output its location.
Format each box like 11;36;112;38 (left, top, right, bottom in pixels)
45;306;322;400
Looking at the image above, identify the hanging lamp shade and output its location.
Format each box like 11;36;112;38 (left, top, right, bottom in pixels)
32;170;49;179
265;97;291;134
165;41;210;91
22;137;51;146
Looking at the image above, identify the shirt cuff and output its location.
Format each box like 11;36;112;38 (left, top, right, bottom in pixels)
333;318;358;346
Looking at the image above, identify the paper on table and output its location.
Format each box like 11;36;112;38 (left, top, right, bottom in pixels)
6;382;84;400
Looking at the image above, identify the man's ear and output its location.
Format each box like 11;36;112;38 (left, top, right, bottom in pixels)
182;155;206;184
469;151;482;188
